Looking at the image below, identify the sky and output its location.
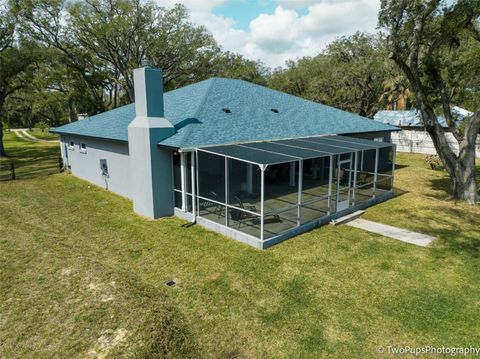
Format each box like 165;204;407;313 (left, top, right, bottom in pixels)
156;0;381;68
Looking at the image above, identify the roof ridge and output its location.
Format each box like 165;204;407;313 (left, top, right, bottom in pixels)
169;78;217;148
194;78;217;118
195;78;245;146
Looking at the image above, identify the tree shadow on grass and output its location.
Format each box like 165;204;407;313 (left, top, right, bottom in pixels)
392;205;480;259
394;163;409;170
428;178;453;200
392;186;408;199
4;145;59;160
0;158;60;181
428;176;480;201
1;137;60;180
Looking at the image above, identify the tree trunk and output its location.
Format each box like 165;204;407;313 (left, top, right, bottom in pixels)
423;109;479;204
0;121;6;157
68;98;77;123
453;139;478;204
452;169;477;204
0;96;6;157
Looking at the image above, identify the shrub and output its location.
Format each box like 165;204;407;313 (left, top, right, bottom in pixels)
37;121;48;132
2;122;10;132
424;154;441;170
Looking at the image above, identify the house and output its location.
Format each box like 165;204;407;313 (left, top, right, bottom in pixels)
52;66;399;249
374;108;480;157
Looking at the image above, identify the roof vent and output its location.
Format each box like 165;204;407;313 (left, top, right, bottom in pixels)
271;108;279;113
222;108;231;113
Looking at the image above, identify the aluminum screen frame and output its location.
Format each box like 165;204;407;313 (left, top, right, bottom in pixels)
198;135;393;165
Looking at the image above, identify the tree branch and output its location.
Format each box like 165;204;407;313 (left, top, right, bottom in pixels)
428;64;463;141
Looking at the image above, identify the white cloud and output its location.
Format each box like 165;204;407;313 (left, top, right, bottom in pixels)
156;0;381;68
157;0;249;55
274;0;332;9
250;7;301;52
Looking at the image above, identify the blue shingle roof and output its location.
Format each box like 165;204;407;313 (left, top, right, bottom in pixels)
53;78;398;149
51;79;212;142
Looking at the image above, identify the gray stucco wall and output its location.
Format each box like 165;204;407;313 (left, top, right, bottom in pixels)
127;117;175;219
346;131;393;143
60;135;132;199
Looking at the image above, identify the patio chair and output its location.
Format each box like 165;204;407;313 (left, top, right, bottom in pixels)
339;169;350;185
233;195;282;226
356;171;368;185
230;207;255;228
198;191;224;218
234;195;257;212
336;168;345;181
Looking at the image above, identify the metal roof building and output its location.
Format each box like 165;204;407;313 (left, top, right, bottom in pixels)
373;107;472;128
372;107;479;157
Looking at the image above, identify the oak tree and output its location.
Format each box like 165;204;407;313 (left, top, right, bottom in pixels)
379;0;480;203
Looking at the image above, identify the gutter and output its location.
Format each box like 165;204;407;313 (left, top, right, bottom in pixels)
156;143;180;151
49;129;128;144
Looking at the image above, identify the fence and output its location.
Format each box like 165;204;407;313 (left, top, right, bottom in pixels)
0;157;63;181
392;129;480;157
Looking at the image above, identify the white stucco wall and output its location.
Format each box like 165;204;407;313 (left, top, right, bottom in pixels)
60;135;132;199
392;129;480;157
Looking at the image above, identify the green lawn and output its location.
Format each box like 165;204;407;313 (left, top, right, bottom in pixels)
1;134;480;358
0;131;59;180
27;128;60;141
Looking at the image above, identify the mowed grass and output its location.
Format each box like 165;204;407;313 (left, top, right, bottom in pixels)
0;131;60;180
27;128;60;141
1;134;479;358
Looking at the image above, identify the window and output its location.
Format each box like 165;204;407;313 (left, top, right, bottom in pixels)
68;140;75;150
374;137;384;142
80;143;87;154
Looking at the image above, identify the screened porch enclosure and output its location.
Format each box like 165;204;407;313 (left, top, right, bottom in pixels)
177;135;395;246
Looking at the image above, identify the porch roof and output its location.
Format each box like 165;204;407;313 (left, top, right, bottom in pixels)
198;135;393;166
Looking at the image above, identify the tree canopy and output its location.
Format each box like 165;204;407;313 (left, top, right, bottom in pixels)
268;33;398;118
379;0;480;203
0;0;270;155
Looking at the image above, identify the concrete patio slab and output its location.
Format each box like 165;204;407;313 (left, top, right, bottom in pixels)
346;218;435;247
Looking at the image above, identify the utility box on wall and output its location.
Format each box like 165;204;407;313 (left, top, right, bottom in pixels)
100;159;109;178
